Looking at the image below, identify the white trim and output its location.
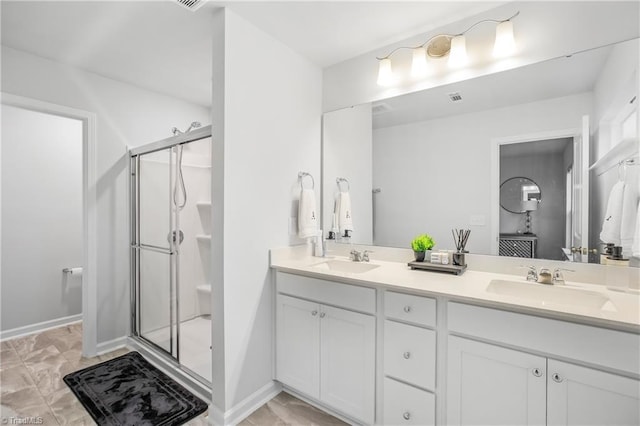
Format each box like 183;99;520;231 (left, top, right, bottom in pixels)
490;127;580;256
96;336;128;355
1;92;98;357
0;315;82;341
209;381;282;426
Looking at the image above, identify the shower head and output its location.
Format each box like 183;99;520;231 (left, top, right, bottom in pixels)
186;122;202;132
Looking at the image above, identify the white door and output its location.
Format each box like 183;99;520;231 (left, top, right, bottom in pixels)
547;359;640;426
275;294;320;399
571;115;590;262
320;305;376;424
446;336;547;426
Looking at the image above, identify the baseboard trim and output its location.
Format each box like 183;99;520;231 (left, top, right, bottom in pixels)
210;381;282;425
96;336;128;355
0;314;82;341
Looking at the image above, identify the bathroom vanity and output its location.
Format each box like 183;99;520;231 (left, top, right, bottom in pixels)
270;245;640;426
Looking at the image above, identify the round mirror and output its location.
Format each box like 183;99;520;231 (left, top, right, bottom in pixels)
500;177;541;213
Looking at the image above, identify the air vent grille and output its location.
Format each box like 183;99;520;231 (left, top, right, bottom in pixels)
175;0;206;11
448;92;463;102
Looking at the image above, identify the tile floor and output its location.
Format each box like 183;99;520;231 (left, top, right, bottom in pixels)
1;324;346;425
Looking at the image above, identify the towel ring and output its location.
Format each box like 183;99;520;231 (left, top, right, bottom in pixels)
336;177;350;191
298;171;314;189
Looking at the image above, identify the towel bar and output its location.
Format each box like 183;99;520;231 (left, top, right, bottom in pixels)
336;177;350;191
298;171;314;189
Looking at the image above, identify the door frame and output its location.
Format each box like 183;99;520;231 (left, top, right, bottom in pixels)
1;92;98;356
490;127;580;256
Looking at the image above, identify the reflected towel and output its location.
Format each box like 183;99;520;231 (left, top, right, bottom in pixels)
599;181;625;245
632;200;640;257
621;182;638;255
297;188;318;239
335;191;353;235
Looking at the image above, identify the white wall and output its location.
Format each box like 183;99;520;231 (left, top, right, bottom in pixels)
211;8;322;414
373;92;592;253
322;104;373;244
1;105;83;330
1;46;210;343
323;1;639;112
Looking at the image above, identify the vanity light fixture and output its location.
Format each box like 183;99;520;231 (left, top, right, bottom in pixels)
376;11;519;85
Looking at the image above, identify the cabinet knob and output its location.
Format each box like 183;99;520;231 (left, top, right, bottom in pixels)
403;305;412;313
319;312;326;318
311;310;318;316
402;412;411;420
403;351;411;360
532;368;543;377
552;373;563;383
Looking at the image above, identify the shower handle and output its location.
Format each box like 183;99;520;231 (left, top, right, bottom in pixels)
168;230;184;245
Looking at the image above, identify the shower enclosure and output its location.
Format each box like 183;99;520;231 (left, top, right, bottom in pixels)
129;125;212;386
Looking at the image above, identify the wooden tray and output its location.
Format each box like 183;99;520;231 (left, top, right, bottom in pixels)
407;261;467;275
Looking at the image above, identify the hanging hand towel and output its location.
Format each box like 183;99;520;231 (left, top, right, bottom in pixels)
335;191;353;235
632;200;640;258
298;188;318;239
599;181;625;245
621;182;639;255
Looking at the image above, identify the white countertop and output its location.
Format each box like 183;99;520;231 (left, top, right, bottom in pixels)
270;245;640;333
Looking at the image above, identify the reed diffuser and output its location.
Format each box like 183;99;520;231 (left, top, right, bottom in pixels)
452;229;471;266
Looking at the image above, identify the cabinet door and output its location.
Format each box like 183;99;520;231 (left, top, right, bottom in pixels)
320;305;376;424
547;359;640;426
276;294;320;399
447;336;546;426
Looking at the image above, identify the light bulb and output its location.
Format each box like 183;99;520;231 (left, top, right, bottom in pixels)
494;20;516;57
448;35;468;68
411;47;428;78
377;58;395;86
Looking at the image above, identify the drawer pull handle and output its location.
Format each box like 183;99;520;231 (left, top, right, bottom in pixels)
552;373;563;383
403;351;411;360
532;368;543;377
311;310;318;316
403;305;412;313
403;412;411;420
319;312;326;318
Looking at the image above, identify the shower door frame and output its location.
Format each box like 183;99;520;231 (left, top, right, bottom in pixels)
129;125;212;371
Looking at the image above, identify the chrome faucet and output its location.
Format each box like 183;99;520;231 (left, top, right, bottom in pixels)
524;266;538;282
552;268;574;285
350;249;371;262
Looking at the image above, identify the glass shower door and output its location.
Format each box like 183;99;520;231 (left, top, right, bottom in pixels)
132;147;179;358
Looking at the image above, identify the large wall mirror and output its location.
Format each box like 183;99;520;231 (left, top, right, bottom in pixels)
322;37;639;265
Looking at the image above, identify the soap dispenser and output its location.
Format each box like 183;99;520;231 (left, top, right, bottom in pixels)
314;230;325;257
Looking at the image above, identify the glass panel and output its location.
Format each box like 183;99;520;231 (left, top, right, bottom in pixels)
139;149;172;249
139;248;176;355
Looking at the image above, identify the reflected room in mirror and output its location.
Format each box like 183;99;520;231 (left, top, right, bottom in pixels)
322;38;639;266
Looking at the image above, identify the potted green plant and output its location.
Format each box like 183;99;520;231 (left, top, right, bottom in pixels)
411;234;435;262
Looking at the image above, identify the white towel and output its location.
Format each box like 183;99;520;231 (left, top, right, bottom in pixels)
297;188;317;239
600;181;625;245
335;191;353;235
620;182;638;255
632;200;640;258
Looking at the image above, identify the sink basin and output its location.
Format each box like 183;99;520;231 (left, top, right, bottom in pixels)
311;259;380;274
487;279;615;311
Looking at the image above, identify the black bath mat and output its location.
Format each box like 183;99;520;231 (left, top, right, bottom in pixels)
63;351;207;426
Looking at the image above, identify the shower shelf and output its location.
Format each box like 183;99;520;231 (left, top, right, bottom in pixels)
196;202;211;208
196;234;211;242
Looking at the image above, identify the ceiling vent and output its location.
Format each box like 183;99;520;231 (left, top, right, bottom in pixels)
448;92;463;102
175;0;206;12
372;103;391;115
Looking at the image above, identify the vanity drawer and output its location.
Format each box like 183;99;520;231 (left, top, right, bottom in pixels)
383;377;435;426
385;291;436;327
276;272;376;314
384;320;436;390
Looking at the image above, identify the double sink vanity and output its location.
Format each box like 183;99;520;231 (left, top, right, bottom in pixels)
270;244;640;425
